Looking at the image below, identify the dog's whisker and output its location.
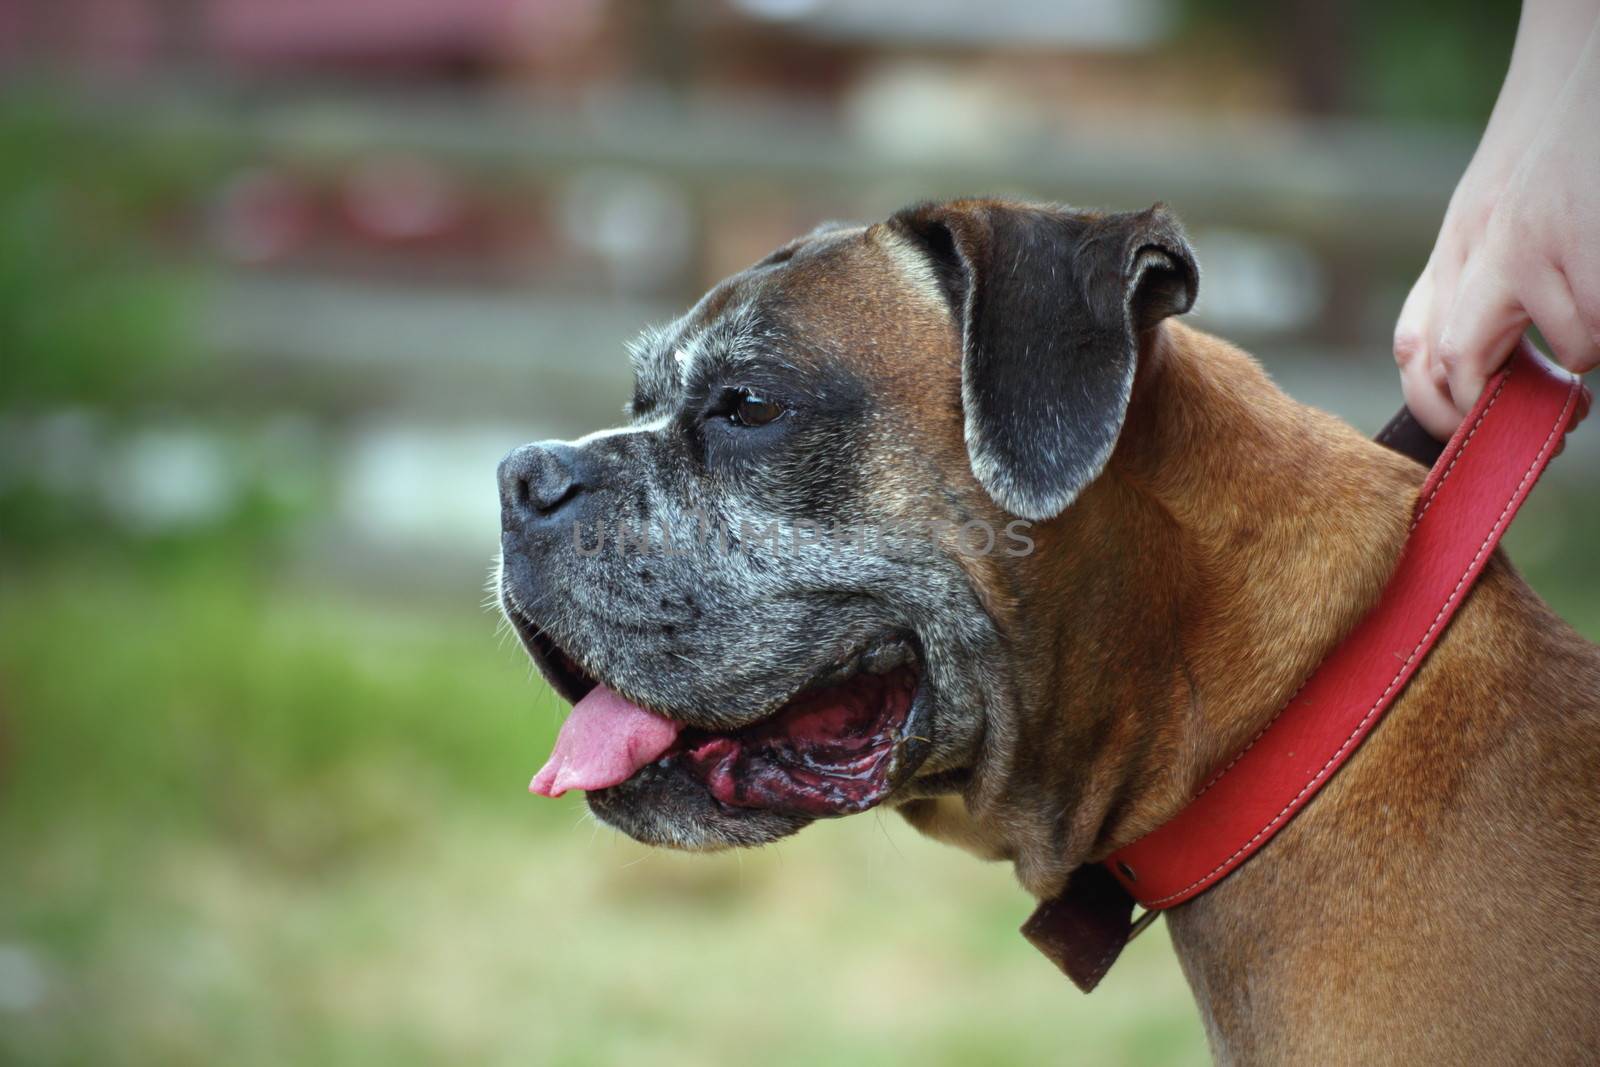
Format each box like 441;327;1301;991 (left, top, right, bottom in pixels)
874;809;905;863
616;850;653;871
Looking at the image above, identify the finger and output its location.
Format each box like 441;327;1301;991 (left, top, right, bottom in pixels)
1393;270;1433;370
1418;242;1477;433
1423;248;1467;377
1577;280;1600;377
1435;257;1527;418
1523;268;1600;379
1402;352;1462;440
1394;270;1462;437
1566;251;1600;377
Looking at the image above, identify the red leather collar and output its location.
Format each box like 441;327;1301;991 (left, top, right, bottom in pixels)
1024;342;1590;991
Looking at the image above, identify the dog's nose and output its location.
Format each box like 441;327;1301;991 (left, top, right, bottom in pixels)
499;441;588;526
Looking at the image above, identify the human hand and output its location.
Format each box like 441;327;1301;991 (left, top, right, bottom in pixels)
1394;9;1600;438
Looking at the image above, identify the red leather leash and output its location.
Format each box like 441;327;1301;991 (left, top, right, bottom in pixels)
1024;342;1589;990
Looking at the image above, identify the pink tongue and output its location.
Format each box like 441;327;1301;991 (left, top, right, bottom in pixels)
529;685;682;798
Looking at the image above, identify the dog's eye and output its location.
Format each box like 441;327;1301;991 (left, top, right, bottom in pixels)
729;389;784;428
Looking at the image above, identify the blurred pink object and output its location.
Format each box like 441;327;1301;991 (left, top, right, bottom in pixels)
214;169;316;265
209;0;603;66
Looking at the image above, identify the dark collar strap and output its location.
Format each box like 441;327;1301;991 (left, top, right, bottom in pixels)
1025;343;1589;991
1375;405;1447;467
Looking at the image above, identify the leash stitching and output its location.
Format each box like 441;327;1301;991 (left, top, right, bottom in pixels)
1409;368;1510;532
1134;374;1578;909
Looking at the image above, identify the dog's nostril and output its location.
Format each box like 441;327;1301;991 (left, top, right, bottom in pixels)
533;479;582;515
500;441;589;520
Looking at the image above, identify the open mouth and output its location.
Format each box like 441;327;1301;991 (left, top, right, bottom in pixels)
509;610;932;819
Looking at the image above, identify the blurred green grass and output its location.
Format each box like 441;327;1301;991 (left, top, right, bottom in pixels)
0;552;1209;1067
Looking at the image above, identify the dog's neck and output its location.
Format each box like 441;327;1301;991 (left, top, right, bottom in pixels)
915;328;1598;1060
966;321;1423;897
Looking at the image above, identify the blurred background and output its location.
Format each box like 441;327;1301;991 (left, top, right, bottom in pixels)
2;1;1595;1064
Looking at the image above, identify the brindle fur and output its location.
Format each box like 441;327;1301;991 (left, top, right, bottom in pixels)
499;199;1600;1064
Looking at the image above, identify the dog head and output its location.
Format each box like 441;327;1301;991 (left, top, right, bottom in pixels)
497;198;1197;853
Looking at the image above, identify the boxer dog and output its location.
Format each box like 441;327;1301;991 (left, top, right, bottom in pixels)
496;199;1600;1063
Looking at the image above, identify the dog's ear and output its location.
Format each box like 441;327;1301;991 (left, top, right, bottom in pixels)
887;200;1197;521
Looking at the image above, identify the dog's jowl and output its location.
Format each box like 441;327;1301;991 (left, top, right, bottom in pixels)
497;199;1600;1064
